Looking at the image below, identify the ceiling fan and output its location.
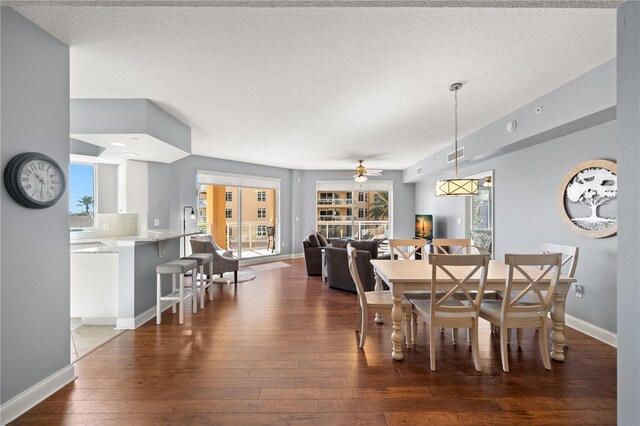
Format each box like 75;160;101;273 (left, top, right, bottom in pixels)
352;159;384;183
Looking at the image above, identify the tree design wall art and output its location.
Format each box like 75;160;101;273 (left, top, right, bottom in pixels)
558;159;617;238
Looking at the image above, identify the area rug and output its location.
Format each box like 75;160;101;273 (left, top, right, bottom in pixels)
211;271;256;284
250;262;290;272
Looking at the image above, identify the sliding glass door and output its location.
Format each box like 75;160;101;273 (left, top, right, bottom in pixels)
197;172;280;259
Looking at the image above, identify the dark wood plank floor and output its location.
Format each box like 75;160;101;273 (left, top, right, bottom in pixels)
13;259;616;425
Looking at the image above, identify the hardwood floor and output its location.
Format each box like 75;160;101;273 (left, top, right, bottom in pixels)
13;259;616;425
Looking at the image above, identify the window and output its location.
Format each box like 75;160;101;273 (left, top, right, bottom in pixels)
257;207;266;218
316;187;390;240
465;172;494;256
225;191;232;202
69;163;95;231
319;192;334;205
225;208;232;218
257;225;267;236
257;191;266;202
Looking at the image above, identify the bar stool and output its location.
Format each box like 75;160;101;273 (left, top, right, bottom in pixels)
182;252;214;310
156;259;198;324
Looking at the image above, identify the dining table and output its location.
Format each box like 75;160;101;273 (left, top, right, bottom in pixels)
370;259;577;362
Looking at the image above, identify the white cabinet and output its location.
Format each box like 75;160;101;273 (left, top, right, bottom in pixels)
117;160;148;214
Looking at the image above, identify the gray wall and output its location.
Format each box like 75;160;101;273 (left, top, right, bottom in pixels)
295;170;415;254
169;155;294;254
147;162;171;229
416;121;617;333
1;7;71;403
617;3;640;424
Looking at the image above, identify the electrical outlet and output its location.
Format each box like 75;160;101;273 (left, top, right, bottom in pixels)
154;219;160;226
282;242;285;248
573;284;584;298
102;224;109;231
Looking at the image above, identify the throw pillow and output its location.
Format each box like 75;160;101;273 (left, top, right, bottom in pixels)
316;232;328;247
306;233;320;247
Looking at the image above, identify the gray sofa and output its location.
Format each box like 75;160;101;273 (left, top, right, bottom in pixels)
302;232;330;276
325;239;390;293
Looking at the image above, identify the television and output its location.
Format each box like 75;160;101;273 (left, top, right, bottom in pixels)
415;214;433;241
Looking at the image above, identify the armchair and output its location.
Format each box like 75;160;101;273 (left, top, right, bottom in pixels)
190;235;239;284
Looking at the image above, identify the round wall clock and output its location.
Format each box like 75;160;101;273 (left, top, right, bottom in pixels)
557;159;617;238
3;152;66;209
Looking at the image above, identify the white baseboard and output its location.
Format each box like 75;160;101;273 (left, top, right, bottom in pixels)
565;314;617;348
0;364;75;425
80;317;117;326
116;301;173;330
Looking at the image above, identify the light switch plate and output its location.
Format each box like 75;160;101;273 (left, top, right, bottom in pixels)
154;219;160;226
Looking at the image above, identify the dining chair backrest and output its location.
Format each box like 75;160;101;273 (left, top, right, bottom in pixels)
432;238;471;255
429;253;490;320
502;253;562;318
389;239;427;262
538;243;579;278
347;244;367;304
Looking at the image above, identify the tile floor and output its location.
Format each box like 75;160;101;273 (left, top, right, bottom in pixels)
70;318;124;362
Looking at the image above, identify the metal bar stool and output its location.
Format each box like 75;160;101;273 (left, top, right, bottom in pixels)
182;252;214;310
156;259;198;324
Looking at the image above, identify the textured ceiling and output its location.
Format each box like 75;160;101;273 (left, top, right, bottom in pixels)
11;5;616;170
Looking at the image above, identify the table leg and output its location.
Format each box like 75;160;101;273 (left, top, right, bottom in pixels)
550;292;567;362
391;284;404;361
374;271;384;324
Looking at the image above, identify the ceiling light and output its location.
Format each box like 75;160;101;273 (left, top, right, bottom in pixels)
354;175;367;183
435;83;479;197
110;142;126;147
124;152;138;157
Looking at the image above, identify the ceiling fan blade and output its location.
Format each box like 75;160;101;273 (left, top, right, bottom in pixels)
365;170;384;176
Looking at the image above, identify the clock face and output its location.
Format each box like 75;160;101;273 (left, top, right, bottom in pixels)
19;159;64;203
4;152;66;209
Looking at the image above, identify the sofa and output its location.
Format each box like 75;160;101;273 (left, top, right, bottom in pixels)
325;239;391;293
302;232;329;276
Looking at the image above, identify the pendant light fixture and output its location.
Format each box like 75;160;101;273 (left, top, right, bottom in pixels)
435;83;479;196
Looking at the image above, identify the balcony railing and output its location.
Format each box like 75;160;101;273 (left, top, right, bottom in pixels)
317;215;354;222
317;198;353;206
316;220;389;240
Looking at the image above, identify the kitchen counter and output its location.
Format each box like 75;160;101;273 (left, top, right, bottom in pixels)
116;229;200;246
71;229;202;329
70;230;201;253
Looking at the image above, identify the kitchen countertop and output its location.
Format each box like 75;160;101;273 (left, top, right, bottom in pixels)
71;230;201;253
116;230;200;246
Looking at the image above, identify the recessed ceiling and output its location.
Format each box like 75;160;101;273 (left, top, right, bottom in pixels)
11;5;616;170
70;133;190;164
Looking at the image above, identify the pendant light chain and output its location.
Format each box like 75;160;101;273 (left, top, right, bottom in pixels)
454;85;459;179
434;81;478;197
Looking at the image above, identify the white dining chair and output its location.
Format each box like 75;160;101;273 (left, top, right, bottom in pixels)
432;238;472;255
479;253;562;372
432;238;480;344
389;239;428;261
510;243;579;345
410;253;490;371
347;244;415;349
